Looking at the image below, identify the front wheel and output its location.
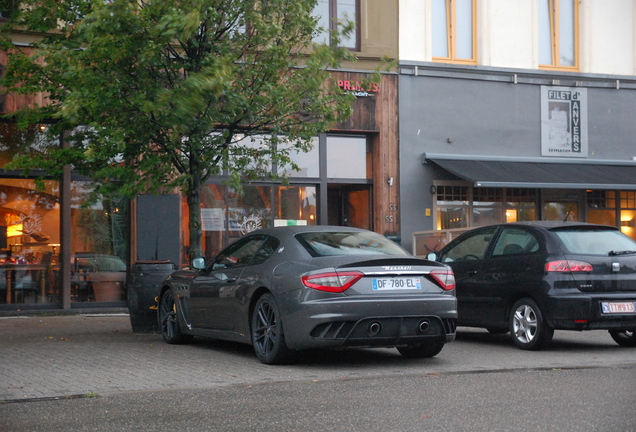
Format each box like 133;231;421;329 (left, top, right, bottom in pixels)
251;293;291;365
158;290;191;344
397;341;445;358
509;298;553;350
609;329;636;347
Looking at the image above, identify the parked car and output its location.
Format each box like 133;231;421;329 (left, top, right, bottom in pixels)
429;221;636;350
158;225;457;364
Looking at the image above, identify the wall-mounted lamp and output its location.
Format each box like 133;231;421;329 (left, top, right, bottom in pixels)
621;219;635;228
387;177;394;187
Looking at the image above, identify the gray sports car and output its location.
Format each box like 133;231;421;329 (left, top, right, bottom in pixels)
158;226;457;364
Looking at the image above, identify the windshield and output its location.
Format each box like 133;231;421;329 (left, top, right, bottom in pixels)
553;228;636;255
296;231;408;257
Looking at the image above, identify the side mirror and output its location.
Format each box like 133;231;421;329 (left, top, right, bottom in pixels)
192;257;206;270
426;252;438;261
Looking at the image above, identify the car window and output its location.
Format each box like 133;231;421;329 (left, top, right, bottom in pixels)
553;228;636;255
439;228;497;262
296;231;408;257
250;236;280;265
491;228;539;257
211;235;267;269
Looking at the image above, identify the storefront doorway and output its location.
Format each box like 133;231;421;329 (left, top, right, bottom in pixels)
327;184;372;229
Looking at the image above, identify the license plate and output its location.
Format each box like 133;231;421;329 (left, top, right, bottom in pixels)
601;302;636;314
372;277;421;290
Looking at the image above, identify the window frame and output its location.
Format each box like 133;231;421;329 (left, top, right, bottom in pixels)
432;0;478;65
314;0;360;51
539;0;580;71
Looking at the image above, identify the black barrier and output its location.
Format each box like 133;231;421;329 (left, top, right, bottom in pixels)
127;260;177;333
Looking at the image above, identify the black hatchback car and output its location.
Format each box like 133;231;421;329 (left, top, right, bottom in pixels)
429;221;636;350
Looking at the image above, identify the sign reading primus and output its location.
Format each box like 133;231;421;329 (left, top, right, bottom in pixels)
541;86;588;157
337;79;379;97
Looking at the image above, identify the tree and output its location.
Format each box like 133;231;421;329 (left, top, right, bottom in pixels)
1;0;360;258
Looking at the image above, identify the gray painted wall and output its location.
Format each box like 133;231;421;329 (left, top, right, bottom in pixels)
398;67;636;251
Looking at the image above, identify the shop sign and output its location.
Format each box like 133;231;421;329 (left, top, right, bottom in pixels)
337;79;379;97
541;86;588;157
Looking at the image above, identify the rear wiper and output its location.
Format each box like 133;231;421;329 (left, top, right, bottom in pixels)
608;250;636;256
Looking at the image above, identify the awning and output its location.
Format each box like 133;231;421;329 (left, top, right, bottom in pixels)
424;155;636;190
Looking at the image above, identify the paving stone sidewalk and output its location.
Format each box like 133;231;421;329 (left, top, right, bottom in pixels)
0;312;352;402
0;313;281;402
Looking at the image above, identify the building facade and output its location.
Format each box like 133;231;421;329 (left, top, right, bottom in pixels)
0;0;399;312
398;0;636;255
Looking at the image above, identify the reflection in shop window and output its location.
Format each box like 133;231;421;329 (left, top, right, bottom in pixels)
71;181;128;303
326;136;370;179
198;184;318;258
277;137;320;178
506;188;536;223
276;186;317;227
472;187;504;227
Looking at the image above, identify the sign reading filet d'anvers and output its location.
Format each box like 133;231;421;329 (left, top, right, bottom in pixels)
541;86;588;157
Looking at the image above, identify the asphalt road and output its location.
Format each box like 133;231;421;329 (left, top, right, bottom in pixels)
1;314;635;431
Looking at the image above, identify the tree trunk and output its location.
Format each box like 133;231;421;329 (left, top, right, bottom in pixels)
186;177;203;260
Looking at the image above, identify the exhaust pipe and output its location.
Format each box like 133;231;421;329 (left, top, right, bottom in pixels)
367;321;382;336
417;319;430;334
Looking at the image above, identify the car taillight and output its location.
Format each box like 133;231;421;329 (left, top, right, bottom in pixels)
301;271;364;293
430;268;456;291
545;260;593;272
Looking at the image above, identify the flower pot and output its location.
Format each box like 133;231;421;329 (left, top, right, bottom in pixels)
89;271;126;302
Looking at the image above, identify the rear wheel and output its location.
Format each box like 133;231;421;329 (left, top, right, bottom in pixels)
609;329;636;347
159;290;191;344
397;341;444;358
509;298;554;350
251;293;291;365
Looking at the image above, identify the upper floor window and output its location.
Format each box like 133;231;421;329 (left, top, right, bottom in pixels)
539;0;579;70
313;0;359;50
432;0;477;64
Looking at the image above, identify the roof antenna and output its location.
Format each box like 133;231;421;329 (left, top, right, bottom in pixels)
563;212;571;222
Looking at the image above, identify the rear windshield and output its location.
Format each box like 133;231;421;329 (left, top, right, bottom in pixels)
296;231;408;257
553;228;636;255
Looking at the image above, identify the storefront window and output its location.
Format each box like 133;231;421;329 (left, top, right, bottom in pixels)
436;185;538;229
71;181;128;303
279;137;320;178
587;190;617;227
472;187;504;226
619;191;636;240
326;136;370;179
506;188;537;222
436;185;469;229
0;179;60;306
199;184;317;258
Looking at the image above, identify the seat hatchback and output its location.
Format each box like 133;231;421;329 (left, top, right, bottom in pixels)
432;221;636;350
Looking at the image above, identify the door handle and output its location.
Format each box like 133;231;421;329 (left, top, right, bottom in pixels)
467;270;478;276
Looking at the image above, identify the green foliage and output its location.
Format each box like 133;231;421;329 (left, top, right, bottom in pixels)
1;0;360;256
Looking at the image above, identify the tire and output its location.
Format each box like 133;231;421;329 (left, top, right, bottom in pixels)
158;290;191;344
609;329;636;347
251;293;291;365
397;341;445;358
509;298;554;350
